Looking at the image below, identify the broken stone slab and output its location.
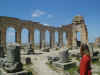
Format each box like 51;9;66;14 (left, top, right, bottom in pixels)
4;44;23;73
0;68;31;75
0;57;8;68
42;47;50;52
58;50;69;63
48;56;60;63
26;48;34;54
52;61;76;70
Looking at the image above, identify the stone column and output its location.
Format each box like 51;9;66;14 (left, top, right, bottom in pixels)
4;44;23;72
0;46;4;58
40;30;45;49
67;32;72;48
0;31;2;45
72;31;77;48
58;31;63;47
1;29;6;48
50;31;55;48
81;24;88;44
29;29;34;49
16;29;21;44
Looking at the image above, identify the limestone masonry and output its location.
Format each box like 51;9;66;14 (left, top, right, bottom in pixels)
0;15;88;49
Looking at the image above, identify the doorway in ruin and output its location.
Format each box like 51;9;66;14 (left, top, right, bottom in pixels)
63;32;67;47
21;28;29;44
45;30;50;48
77;32;81;47
6;27;16;45
55;31;59;47
34;29;40;49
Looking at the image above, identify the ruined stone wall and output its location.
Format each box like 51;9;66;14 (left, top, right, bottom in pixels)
0;16;88;49
94;37;100;48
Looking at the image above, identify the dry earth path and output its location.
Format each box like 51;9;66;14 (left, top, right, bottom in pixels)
22;50;65;75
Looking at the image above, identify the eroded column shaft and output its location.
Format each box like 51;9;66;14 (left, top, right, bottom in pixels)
81;24;88;44
1;29;6;48
67;32;72;48
58;31;63;47
50;31;55;48
72;31;77;48
40;30;45;49
29;30;34;49
16;29;21;44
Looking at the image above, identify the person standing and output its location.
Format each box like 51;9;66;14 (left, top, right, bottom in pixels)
80;43;92;75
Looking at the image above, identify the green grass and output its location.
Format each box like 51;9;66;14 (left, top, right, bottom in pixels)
23;64;37;75
46;62;58;71
56;48;60;51
92;60;100;65
64;66;78;75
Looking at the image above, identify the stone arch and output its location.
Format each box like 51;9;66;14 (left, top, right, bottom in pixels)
45;30;50;48
76;31;81;47
55;31;59;47
6;27;16;44
0;16;88;49
63;32;67;47
21;28;29;44
34;29;40;49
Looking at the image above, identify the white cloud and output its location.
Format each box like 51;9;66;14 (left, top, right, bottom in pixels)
47;14;53;18
32;9;46;18
32;9;54;19
44;24;50;26
58;25;63;27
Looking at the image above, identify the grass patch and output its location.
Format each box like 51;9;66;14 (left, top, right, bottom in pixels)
46;62;58;71
23;64;37;75
64;66;78;75
55;48;60;51
92;60;100;65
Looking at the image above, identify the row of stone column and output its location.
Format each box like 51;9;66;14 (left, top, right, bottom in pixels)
1;29;85;49
0;29;65;49
40;31;64;49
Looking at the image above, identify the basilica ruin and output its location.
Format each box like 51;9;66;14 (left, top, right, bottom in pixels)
1;16;100;75
0;15;88;49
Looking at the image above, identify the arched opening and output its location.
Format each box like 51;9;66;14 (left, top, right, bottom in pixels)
63;32;67;47
21;28;29;44
55;31;59;47
34;29;40;49
45;30;50;48
77;32;81;47
6;27;16;45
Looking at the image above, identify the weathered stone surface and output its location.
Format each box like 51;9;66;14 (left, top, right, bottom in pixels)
94;37;100;48
25;57;31;65
4;44;23;73
48;56;60;63
52;61;76;70
0;15;88;49
0;68;31;75
58;50;69;63
0;46;4;58
42;47;50;52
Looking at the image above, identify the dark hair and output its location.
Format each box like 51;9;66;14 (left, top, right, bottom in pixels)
81;43;90;54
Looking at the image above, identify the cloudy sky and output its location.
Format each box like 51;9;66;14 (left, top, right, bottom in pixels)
0;0;100;43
